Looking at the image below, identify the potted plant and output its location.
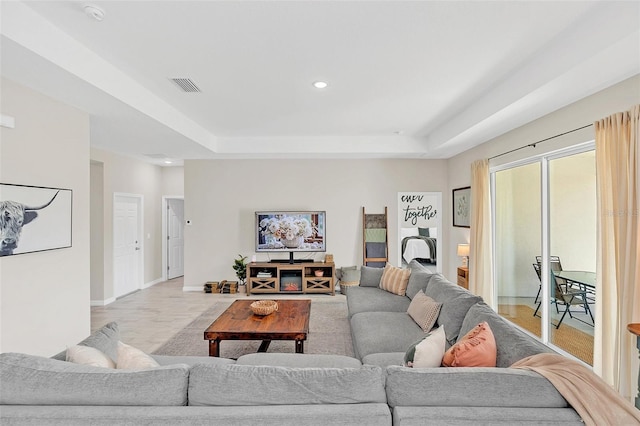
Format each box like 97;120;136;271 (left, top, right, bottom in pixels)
233;254;248;289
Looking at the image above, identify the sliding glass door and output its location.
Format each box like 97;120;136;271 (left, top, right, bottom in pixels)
493;145;596;364
495;162;542;338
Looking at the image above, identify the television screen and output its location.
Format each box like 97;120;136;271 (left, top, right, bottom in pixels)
256;211;325;252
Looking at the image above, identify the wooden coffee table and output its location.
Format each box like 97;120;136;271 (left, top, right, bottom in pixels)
204;299;310;357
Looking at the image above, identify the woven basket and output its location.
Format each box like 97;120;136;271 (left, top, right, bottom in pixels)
250;300;278;316
339;281;359;295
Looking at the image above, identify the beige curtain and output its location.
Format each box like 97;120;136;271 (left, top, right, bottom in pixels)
469;159;495;306
594;105;640;402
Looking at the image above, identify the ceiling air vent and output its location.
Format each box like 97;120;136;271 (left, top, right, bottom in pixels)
170;78;201;93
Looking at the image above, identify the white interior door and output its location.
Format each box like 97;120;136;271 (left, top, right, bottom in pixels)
114;195;141;298
167;199;184;279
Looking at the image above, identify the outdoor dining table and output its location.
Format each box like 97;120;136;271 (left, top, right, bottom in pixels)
555;270;596;302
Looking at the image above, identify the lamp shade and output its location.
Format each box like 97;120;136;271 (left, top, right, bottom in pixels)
457;244;470;257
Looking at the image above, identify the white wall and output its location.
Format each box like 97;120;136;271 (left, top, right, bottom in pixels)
184;159;448;290
162;166;184;196
446;74;640;282
0;78;90;356
89;148;164;304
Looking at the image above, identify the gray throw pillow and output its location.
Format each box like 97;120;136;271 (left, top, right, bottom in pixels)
359;265;384;287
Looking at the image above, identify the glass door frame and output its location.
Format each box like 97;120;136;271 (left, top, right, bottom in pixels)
490;141;595;356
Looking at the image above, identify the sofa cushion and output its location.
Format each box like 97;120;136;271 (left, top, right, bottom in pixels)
360;265;384;287
442;321;497;367
236;353;362;368
407;290;441;332
66;345;115;369
379;263;411;296
459;302;554;367
0;353;189;406
51;321;120;362
350;311;425;359
346;286;411;318
424;274;482;345
404;326;446;368
188;364;386;406
385;365;569;408
405;260;435;300
361;352;405;367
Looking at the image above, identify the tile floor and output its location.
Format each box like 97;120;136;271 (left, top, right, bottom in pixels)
90;277;346;353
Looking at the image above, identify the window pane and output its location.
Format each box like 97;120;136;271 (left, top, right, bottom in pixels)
495;162;542;338
548;150;595;364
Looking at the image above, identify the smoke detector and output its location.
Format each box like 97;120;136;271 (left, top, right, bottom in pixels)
83;4;105;21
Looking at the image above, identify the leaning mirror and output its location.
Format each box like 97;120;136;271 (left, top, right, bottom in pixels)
397;192;442;273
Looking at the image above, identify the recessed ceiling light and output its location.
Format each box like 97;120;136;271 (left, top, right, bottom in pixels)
83;4;105;21
313;81;328;89
164;160;173;164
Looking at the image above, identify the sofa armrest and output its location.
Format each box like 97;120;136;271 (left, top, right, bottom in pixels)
385;366;568;408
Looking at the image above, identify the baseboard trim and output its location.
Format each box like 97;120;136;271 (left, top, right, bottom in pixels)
90;297;116;307
143;278;163;289
183;285;204;292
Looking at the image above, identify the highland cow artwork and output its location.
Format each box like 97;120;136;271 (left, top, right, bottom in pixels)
0;184;72;256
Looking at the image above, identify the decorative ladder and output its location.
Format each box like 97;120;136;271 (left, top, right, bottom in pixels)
362;206;388;267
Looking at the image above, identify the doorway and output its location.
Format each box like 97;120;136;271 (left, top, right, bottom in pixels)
113;194;143;298
163;197;184;280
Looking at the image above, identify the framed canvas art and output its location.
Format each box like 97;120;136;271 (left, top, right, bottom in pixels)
0;183;72;256
452;186;471;228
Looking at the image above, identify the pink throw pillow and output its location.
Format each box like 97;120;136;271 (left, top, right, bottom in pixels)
441;321;497;367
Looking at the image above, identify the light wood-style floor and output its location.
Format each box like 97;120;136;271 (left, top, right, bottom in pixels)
90;277;345;353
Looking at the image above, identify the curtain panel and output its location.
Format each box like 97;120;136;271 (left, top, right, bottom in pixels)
594;104;640;402
469;159;494;306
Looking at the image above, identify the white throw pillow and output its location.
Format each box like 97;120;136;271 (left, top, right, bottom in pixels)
429;227;438;238
116;341;160;370
404;326;446;368
66;345;115;368
400;228;419;239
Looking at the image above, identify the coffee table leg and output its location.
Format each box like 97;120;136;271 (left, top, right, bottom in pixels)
209;339;220;357
258;340;271;352
295;340;304;354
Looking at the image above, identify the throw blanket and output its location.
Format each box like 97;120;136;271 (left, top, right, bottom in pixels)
401;236;436;263
511;353;640;426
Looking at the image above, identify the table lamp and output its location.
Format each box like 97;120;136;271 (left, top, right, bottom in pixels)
457;244;469;267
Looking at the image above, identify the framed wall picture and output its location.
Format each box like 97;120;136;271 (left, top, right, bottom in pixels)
452;186;471;228
0;183;72;256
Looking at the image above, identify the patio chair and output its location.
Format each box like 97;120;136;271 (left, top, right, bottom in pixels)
533;269;594;328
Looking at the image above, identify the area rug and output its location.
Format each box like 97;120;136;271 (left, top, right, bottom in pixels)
499;304;593;365
153;299;354;359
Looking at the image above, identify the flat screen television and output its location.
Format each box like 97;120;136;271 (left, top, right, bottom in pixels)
256;211;325;263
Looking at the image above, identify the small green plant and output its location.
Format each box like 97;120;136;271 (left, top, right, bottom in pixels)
233;254;248;285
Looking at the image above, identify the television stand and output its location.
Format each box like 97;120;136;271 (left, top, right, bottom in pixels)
246;261;335;296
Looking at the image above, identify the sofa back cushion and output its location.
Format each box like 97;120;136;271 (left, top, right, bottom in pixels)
405;260;435;300
0;353;189;406
423;274;482;346
360;266;384;287
188;364;386;406
385;365;568;408
51;321;120;362
459;302;554;367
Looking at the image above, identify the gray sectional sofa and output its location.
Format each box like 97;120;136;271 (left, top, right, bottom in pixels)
0;322;390;425
1;260;588;425
347;260;584;425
